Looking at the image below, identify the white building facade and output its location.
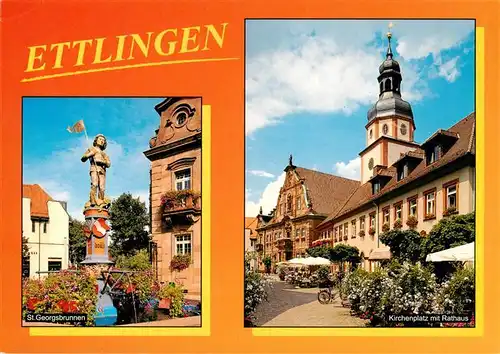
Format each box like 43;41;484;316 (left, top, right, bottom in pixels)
23;184;69;278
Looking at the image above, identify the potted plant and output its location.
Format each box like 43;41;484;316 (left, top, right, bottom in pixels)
406;215;418;229
170;254;191;272
358;230;365;237
424;213;435;220
382;223;390;232
368;227;376;236
157;283;185;317
393;219;402;229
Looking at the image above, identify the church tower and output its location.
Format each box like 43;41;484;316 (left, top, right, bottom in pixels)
360;25;420;184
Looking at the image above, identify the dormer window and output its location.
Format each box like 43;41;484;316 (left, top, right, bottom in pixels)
397;163;409;181
373;181;381;194
427;145;441;164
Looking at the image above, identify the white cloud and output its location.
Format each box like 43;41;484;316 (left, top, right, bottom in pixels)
246;172;286;217
245;20;473;135
437;56;460;82
246;36;425;135
334;157;361;180
248;170;275;178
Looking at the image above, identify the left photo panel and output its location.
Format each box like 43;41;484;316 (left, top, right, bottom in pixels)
22;97;202;327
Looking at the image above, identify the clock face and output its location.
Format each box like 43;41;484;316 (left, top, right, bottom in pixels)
400;123;407;136
382;124;389;135
368;158;374;170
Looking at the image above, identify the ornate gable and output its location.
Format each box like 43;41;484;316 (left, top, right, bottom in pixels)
149;97;202;149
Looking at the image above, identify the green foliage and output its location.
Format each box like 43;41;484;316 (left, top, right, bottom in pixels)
160;190;200;209
109;193;150;257
158;283;185;318
329;244;361;265
306;245;330;258
245;266;270;318
422;212;475;255
262;256;272;273
379;229;422;262
436;266;474;314
317;265;330;282
340;268;369;314
22;234;30;259
68;218;86;264
115;249;152;271
22;269;98;326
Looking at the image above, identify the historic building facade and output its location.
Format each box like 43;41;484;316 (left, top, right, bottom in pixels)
245;217;258;270
255;157;359;271
145;97;202;295
253;33;476;272
22;184;69;278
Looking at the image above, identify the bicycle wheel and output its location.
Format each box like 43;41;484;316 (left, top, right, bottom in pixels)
317;290;331;304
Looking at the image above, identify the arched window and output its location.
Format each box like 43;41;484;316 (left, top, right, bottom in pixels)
384;79;391;91
287;194;292;213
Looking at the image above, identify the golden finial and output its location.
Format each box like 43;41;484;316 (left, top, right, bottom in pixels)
387;22;394;39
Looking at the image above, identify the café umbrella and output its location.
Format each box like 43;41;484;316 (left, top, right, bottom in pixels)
425;242;474;262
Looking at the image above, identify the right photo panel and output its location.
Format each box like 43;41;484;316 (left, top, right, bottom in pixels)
244;19;476;328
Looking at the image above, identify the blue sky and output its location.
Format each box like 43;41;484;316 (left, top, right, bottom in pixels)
23;97;162;220
245;19;475;217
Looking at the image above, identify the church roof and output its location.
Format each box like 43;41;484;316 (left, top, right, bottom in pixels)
318;112;476;228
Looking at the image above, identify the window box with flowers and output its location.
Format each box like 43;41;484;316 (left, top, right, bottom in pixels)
393;219;403;229
160;190;201;213
443;206;458;217
359;230;365;237
406;215;418;229
382;223;390;233
424;213;435;221
170;254;191;272
368;227;376;236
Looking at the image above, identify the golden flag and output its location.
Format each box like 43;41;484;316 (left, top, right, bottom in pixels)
67;119;85;133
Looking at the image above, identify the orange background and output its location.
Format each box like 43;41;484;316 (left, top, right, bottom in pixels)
1;0;500;353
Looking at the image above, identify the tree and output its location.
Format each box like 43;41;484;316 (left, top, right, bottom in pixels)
329;244;361;269
379;229;422;263
262;256;272;274
22;234;30;259
109;193;150;257
306;245;330;258
421;212;475;256
115;249;152;271
69;218;87;264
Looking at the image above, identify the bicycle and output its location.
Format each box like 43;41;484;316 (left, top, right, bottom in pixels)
317;279;337;304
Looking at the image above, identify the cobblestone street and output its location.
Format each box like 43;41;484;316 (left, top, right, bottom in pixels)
253;277;367;327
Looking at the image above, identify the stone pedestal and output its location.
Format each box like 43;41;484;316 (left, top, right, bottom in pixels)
81;207;113;265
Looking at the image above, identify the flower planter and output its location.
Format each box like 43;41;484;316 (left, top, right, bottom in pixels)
158;298;171;309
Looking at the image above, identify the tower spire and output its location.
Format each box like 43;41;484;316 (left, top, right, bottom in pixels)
386;22;393;59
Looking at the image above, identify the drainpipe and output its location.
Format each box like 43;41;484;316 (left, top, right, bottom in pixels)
38;220;41;279
372;202;380;248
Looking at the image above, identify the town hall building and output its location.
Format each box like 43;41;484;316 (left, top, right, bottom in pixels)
254;32;475;272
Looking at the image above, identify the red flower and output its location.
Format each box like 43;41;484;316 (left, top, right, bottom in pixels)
66;300;78;312
126;285;136;294
370;316;374;321
27;298;40;311
58;300;69;312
